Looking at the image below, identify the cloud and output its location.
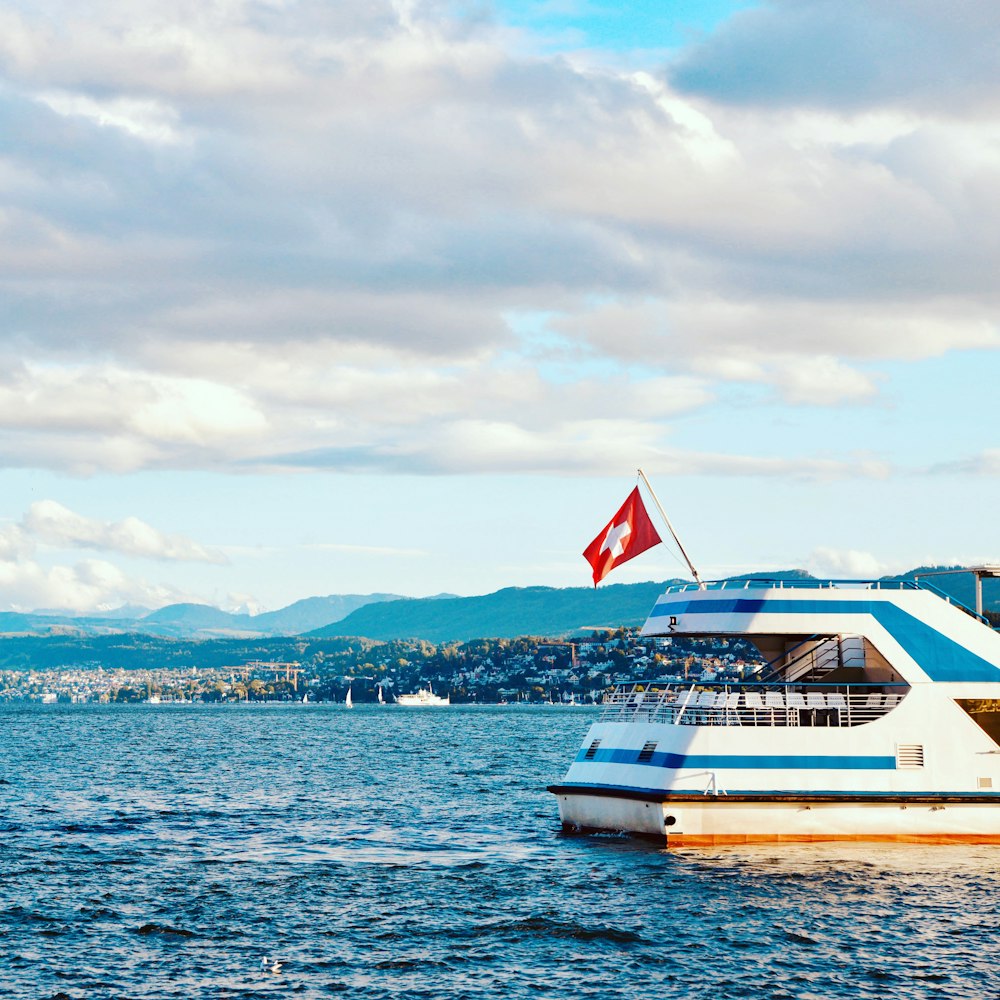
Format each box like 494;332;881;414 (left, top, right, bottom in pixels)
696;353;878;406
21;500;227;563
0;363;268;474
0;499;226;612
928;450;1000;476
0;0;997;481
0;523;31;564
805;546;890;579
36;90;184;144
0;555;195;614
670;1;1000;114
270;428;889;480
306;542;428;558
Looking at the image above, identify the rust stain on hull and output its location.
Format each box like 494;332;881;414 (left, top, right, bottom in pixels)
667;832;1000;847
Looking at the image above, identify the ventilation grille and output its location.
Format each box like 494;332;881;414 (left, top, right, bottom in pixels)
637;741;658;763
584;739;601;760
978;776;994;790
896;744;925;768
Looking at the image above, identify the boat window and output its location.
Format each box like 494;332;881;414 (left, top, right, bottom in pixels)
637;741;657;763
584;739;601;760
955;699;1000;747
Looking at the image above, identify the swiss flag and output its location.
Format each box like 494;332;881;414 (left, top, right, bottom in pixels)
583;487;662;586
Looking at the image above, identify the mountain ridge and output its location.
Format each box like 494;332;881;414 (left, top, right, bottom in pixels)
307;581;684;643
2;567;997;641
0;593;403;639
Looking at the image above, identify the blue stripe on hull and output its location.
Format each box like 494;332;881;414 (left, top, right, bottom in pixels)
553;781;1000;801
576;748;897;770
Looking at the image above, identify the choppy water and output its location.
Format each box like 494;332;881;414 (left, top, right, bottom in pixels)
1;704;998;1000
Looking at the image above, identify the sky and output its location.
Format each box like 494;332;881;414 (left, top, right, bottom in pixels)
1;0;999;614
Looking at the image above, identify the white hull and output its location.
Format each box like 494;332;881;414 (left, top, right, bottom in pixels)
395;690;450;706
554;790;1000;846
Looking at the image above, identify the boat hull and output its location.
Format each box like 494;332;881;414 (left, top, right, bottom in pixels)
549;578;1000;847
550;786;1000;846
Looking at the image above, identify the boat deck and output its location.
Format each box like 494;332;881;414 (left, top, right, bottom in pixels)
600;681;910;728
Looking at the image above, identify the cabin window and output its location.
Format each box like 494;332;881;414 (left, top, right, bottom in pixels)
637;741;657;763
955;699;1000;747
584;739;601;760
896;744;925;768
978;777;994;790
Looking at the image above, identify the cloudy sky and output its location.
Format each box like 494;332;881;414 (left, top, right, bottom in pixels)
1;0;998;613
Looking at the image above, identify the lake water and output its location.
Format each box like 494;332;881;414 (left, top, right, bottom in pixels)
1;703;998;999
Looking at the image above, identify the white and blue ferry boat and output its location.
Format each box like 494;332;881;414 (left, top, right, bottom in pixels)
549;572;1000;845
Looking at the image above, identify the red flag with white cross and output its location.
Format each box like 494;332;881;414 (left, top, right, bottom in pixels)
583;486;662;586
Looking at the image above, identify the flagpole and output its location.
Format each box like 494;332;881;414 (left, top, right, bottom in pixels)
637;468;705;590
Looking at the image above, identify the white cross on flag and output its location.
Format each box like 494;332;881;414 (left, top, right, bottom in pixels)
583;486;662;586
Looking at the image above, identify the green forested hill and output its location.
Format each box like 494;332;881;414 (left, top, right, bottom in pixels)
309;581;686;642
880;566;1000;616
310;567;1000;642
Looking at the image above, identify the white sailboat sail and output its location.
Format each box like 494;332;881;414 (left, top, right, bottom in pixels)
345;686;353;708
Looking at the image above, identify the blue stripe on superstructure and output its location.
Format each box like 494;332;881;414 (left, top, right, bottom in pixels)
652;598;768;616
649;596;1000;683
575;748;897;770
652;597;887;617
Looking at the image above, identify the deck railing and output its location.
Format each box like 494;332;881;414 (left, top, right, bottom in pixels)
600;681;910;728
659;577;990;625
663;578;928;593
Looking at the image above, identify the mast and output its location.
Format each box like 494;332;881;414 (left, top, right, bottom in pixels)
637;467;704;590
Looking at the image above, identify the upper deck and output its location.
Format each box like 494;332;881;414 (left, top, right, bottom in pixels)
640;577;1000;687
650;576;988;612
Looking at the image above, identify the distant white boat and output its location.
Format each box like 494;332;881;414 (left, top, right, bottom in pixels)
395;685;450;707
377;685;385;705
345;686;353;709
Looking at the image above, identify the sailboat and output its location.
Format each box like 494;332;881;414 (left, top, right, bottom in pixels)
377;685;385;705
345;685;353;709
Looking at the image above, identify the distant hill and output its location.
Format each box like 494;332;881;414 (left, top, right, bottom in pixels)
879;566;1000;616
134;594;404;638
249;594;401;634
310;566;1000;643
0;612;85;636
308;581;688;643
0;593;404;640
142;603;244;631
33;604;151;621
2;566;997;642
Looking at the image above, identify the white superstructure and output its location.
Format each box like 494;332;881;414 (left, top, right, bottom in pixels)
549;577;1000;846
395;686;450;706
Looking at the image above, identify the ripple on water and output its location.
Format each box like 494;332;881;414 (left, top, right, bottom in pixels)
1;703;999;1000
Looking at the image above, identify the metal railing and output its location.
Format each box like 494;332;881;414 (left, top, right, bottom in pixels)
600;681;910;728
658;577;991;625
661;578;924;594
